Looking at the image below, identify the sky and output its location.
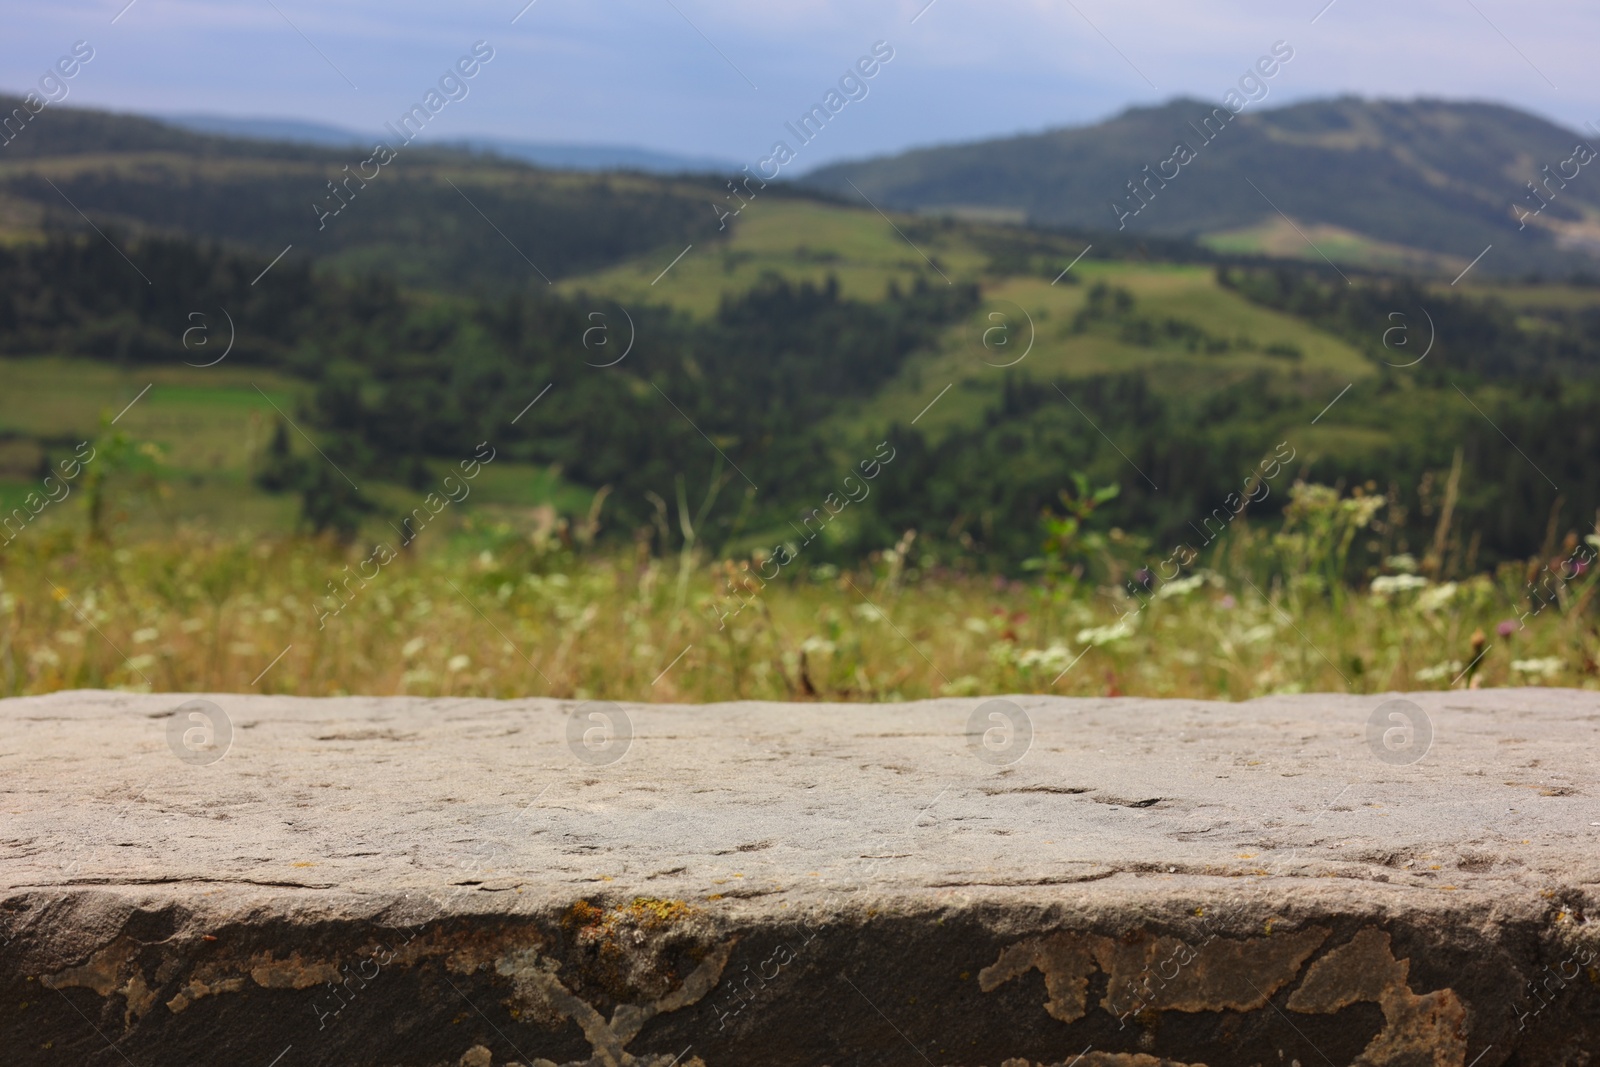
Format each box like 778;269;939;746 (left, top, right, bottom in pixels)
3;0;1596;171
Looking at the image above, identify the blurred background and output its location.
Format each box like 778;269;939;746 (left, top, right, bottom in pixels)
0;0;1596;702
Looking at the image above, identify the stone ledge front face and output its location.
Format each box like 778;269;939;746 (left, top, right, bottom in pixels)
1;689;1597;1066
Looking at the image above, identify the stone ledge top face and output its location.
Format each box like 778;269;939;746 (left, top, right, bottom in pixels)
2;688;1598;917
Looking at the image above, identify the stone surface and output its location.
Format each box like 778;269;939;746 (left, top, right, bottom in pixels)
2;687;1599;1066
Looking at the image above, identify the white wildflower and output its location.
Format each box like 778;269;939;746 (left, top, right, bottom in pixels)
1370;574;1429;597
1076;620;1134;646
1155;574;1206;599
1017;644;1075;672
1416;583;1458;614
853;603;886;623
1511;657;1563;678
1415;661;1463;682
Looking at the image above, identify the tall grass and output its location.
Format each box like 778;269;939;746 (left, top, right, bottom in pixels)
2;488;1594;701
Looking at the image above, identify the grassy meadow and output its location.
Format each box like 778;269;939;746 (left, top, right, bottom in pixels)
2;499;1594;702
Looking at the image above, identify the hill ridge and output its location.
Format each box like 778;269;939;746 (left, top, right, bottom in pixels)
801;95;1600;275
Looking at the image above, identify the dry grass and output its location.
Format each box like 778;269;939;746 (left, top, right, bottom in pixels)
2;514;1594;703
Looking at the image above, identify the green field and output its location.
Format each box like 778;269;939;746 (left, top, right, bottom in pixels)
0;357;590;541
558;198;974;314
555;204;1375;453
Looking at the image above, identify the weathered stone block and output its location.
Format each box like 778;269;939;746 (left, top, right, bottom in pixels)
2;689;1598;1065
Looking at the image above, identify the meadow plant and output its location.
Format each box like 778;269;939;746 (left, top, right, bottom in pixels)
1;481;1594;702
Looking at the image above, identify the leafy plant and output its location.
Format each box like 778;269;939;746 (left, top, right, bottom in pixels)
1030;473;1120;585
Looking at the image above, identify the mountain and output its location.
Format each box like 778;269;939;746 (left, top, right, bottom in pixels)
0;97;737;293
802;97;1600;276
158;114;367;147
449;138;738;175
159;113;738;174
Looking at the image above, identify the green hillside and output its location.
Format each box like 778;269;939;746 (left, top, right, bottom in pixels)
554;194;1377;451
802;97;1600;277
0;356;586;544
1;99;1598;575
0;95;733;294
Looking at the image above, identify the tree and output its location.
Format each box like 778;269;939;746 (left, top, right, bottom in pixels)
254;420;370;541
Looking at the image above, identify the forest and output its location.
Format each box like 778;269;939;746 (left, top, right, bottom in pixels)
2;228;1596;578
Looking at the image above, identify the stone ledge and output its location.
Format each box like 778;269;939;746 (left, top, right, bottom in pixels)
2;689;1598;1065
